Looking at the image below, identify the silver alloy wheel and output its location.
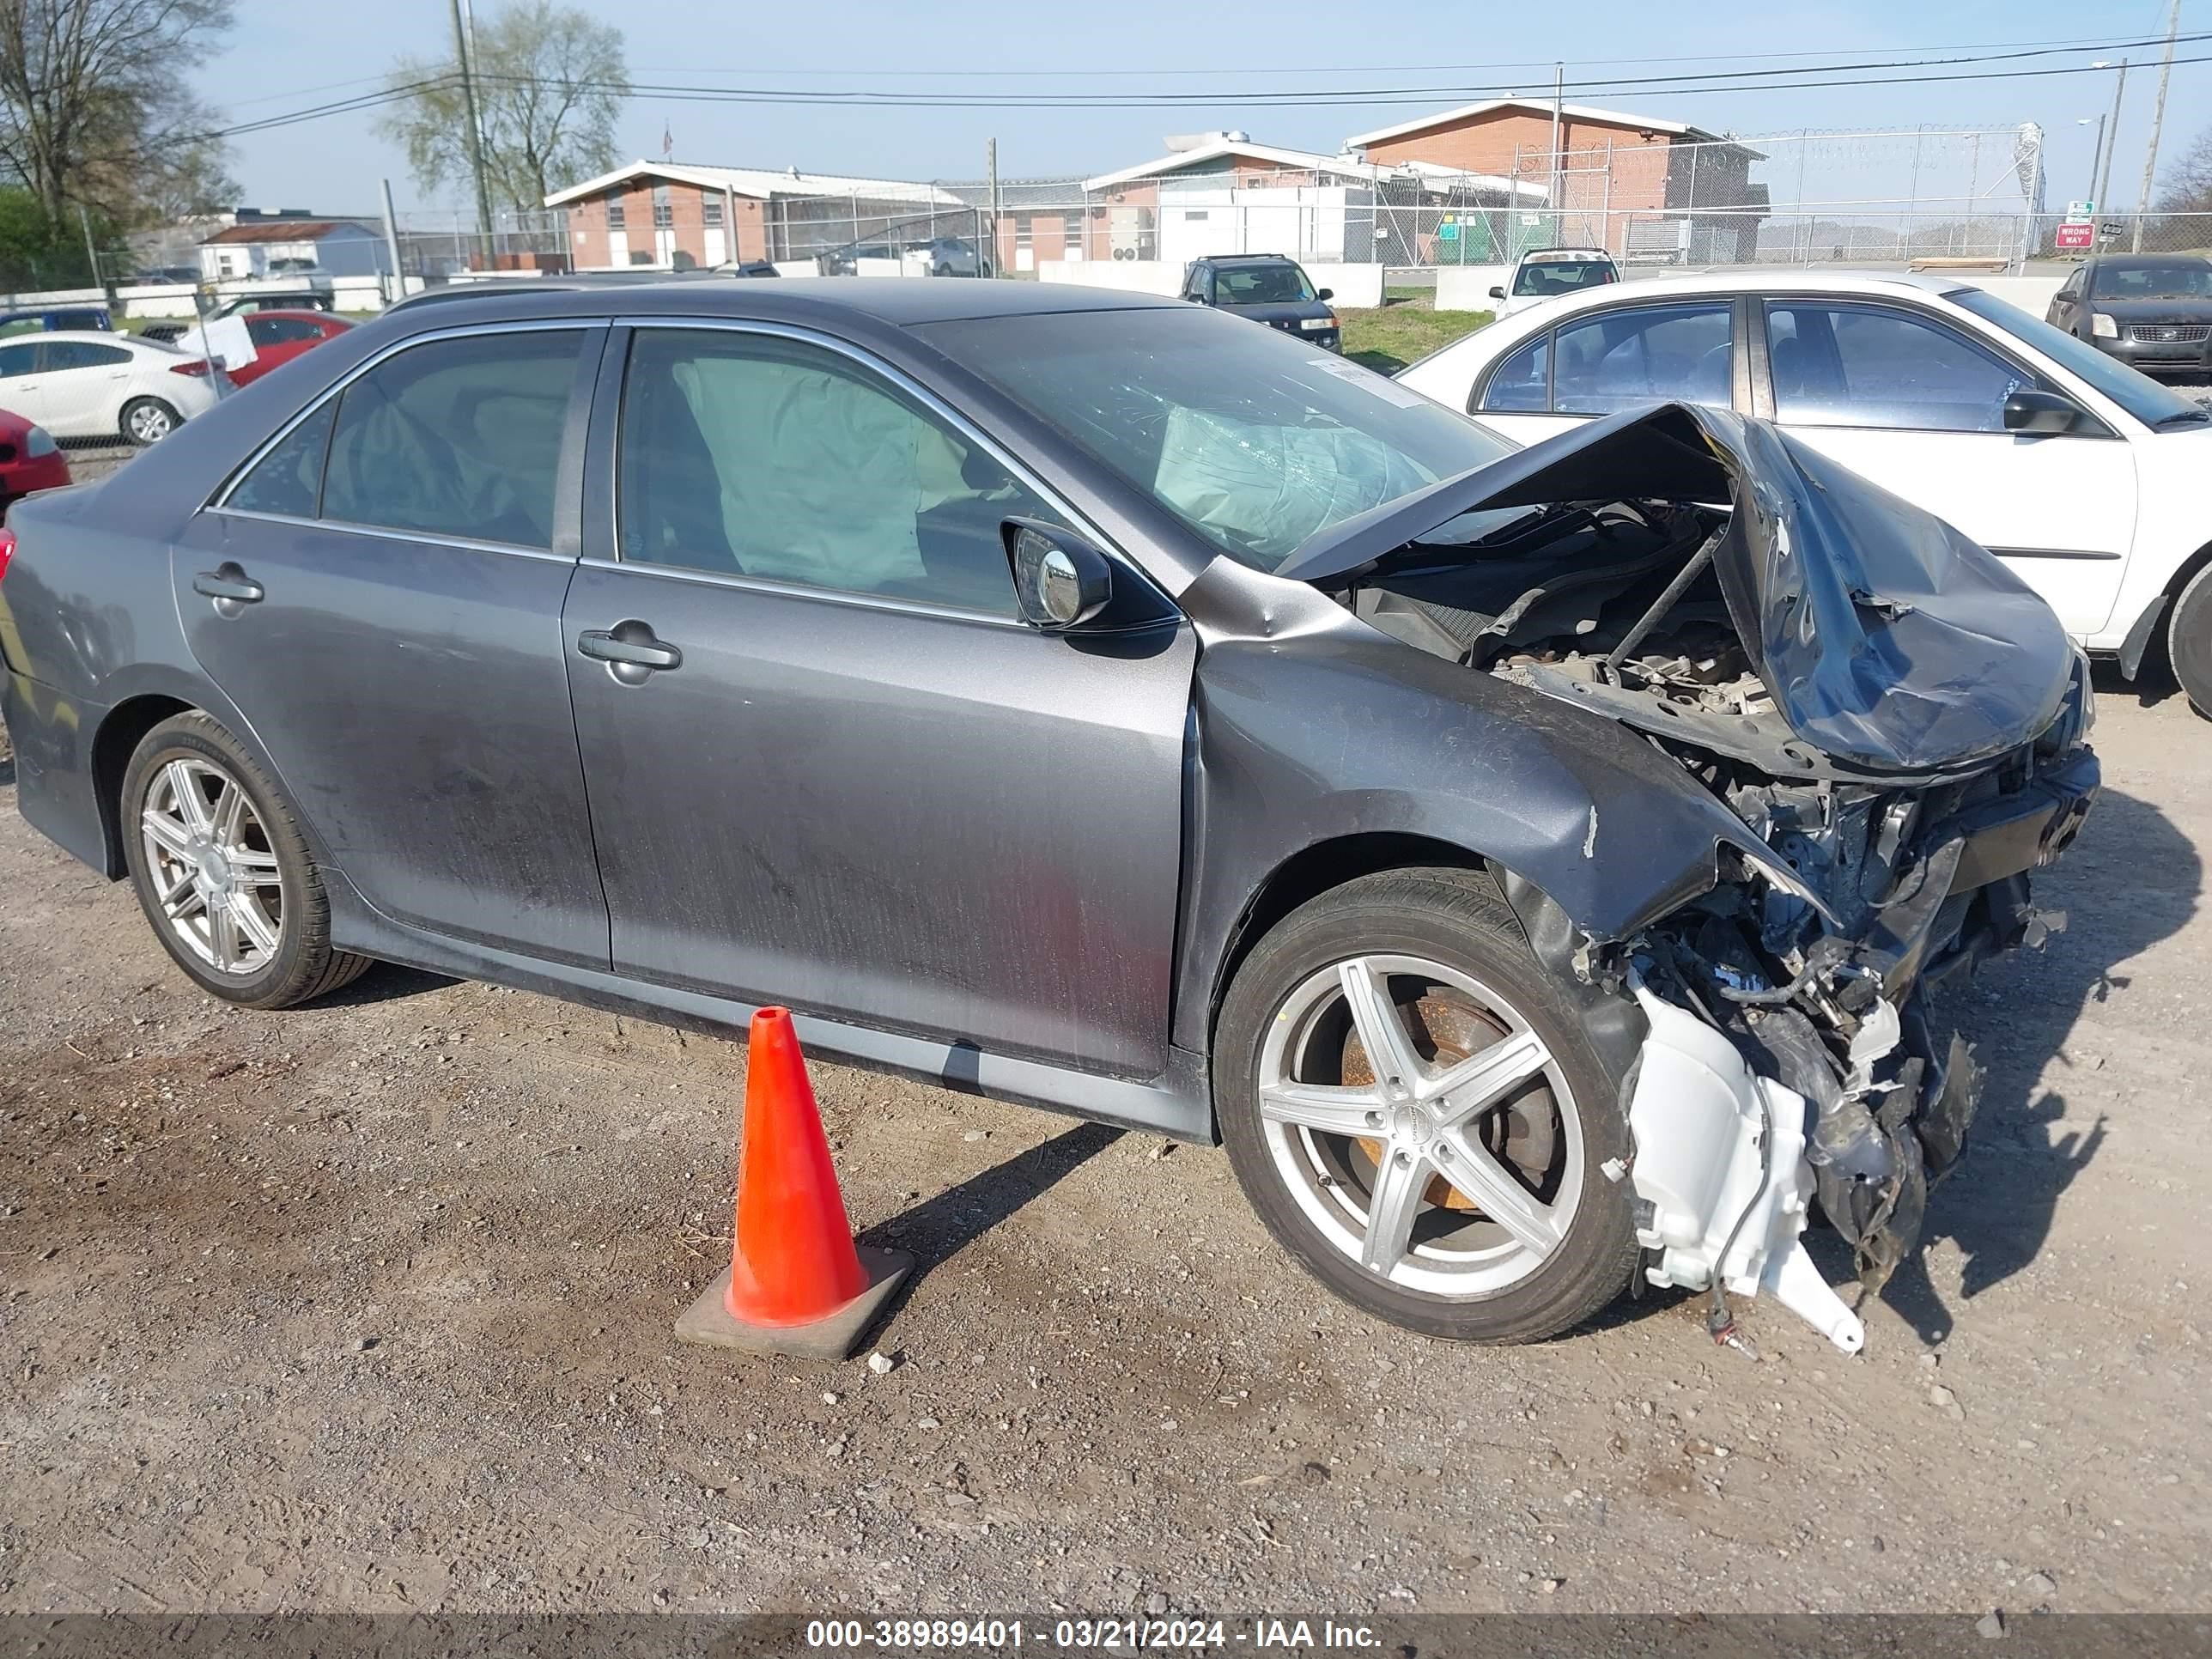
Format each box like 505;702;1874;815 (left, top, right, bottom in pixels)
138;757;284;975
1258;954;1584;1297
126;401;174;443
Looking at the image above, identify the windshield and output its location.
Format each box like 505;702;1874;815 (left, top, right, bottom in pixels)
919;306;1515;570
1513;258;1616;297
1948;287;2208;429
1212;264;1316;305
2089;259;2212;300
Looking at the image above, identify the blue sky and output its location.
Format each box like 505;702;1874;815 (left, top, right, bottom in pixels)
204;0;2206;217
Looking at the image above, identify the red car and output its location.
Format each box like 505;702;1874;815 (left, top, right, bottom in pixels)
226;310;355;387
0;406;70;517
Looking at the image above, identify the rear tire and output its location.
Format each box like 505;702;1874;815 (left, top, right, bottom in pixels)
121;397;179;447
2172;562;2212;720
120;712;373;1008
1213;867;1638;1343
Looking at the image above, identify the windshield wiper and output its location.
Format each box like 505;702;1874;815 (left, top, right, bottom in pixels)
2154;408;2211;427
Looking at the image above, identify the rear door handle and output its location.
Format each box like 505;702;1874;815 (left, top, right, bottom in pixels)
577;623;681;682
193;568;264;604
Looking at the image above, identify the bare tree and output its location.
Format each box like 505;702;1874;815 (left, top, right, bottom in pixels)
379;1;628;214
0;0;239;224
2156;124;2212;215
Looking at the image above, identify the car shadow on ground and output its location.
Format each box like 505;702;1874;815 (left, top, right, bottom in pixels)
319;962;459;1006
0;755;14;789
860;1121;1126;1311
1861;784;2198;1345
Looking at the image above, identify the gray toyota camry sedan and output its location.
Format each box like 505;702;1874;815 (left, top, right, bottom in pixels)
0;279;2096;1348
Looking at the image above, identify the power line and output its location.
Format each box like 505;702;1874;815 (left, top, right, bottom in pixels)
468;39;2212;112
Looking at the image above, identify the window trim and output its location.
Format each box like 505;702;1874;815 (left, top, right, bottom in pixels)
592;315;1137;627
203;318;611;554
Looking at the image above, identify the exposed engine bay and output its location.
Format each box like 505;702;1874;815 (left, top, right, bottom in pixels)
1293;403;2100;1349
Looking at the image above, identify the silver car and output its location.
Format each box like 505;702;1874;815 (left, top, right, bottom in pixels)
0;280;2095;1347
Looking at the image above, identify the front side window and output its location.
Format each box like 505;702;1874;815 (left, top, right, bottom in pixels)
617;328;1056;616
246;316;323;346
320;329;584;548
1552;303;1732;416
1213;264;1316;305
1767;302;2025;433
228;402;338;518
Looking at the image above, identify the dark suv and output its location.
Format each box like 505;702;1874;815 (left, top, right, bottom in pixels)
1182;254;1339;350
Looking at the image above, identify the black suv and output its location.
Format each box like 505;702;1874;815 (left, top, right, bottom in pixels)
1182;254;1340;350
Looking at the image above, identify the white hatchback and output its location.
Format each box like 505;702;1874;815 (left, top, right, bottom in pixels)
1396;270;2212;713
0;329;228;446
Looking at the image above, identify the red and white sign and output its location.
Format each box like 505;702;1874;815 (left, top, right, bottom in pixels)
2057;222;2094;250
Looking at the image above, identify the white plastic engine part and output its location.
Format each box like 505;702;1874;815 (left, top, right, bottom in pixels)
1626;988;1867;1353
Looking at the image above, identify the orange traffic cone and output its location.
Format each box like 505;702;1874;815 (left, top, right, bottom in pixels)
674;1007;912;1360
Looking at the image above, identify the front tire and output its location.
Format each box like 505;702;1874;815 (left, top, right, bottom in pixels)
120;712;373;1008
121;397;179;447
1214;868;1638;1343
2172;562;2212;719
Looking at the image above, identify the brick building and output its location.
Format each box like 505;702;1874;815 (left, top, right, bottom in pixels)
546;161;967;270
1345;100;1767;260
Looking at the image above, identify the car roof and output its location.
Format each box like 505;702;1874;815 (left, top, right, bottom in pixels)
12;329;143;343
1520;247;1613;261
243;308;350;322
1496;267;1967;305
1203;253;1305;267
379;275;1180;331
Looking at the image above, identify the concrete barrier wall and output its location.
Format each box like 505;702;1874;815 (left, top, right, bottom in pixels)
1950;274;2064;318
1037;260;1183;295
1435;266;1512;312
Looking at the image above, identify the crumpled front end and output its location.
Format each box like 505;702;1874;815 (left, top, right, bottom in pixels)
1609;665;2095;1345
1297;400;2101;1349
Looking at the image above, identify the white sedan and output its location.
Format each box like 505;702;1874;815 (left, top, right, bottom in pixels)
1396;270;2212;714
0;329;228;446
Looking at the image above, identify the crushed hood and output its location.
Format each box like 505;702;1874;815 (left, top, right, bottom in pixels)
1279;402;2075;774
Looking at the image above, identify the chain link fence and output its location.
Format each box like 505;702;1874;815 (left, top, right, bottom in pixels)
392;208;571;278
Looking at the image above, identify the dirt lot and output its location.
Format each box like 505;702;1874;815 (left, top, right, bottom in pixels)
2;646;2209;1616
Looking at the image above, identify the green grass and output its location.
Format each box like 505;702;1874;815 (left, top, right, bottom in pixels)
1340;304;1494;375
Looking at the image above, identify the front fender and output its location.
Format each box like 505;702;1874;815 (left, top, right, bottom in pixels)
1172;629;1771;1055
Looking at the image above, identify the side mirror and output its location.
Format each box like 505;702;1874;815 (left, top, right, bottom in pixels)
1487;284;1505;301
1316;287;1334;301
2002;388;2084;434
1007;520;1113;629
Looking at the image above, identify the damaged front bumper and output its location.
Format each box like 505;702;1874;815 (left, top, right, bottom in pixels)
1614;726;2098;1353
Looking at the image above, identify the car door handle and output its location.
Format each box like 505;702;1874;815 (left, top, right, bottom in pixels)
577;624;681;676
193;568;264;604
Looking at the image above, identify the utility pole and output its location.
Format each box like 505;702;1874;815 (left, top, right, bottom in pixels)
380;178;407;305
986;137;1000;277
77;204;100;289
2094;59;2128;219
2084;115;2107;210
1548;62;1564;240
2132;0;2180;252
449;0;496;267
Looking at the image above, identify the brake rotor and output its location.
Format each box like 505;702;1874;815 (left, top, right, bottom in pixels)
1341;985;1556;1212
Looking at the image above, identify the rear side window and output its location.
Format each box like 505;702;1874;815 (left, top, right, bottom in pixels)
320;329;583;548
247;316;324;346
228;403;337;519
1479;334;1550;412
617;327;1054;616
42;340;131;372
0;342;35;378
1553;303;1733;416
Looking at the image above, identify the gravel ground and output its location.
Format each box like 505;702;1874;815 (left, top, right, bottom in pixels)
0;663;2207;1617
